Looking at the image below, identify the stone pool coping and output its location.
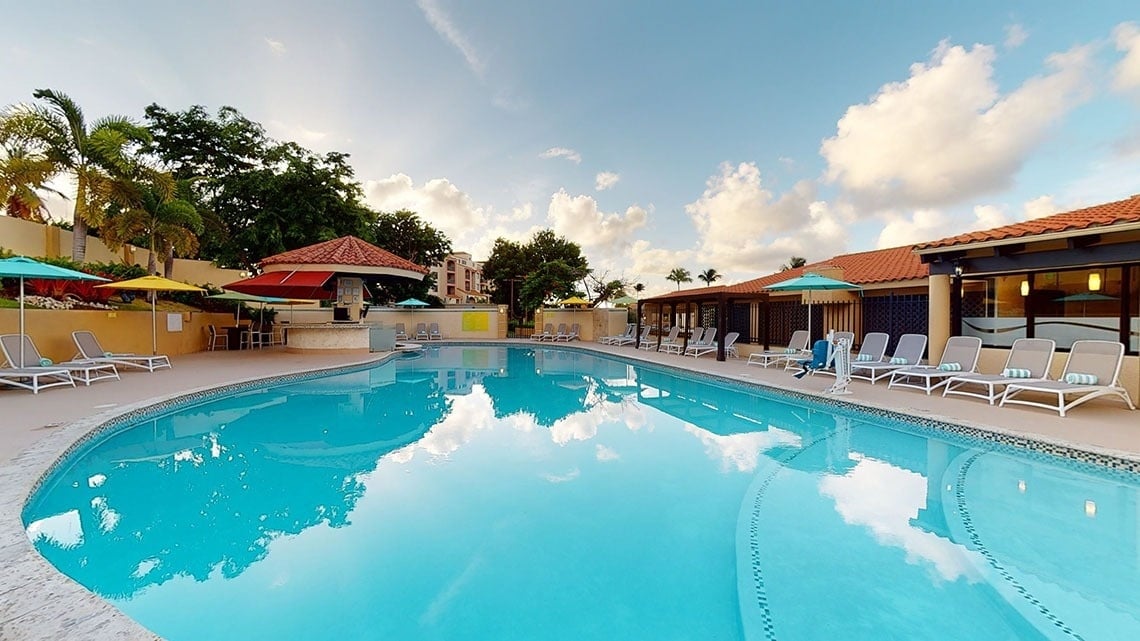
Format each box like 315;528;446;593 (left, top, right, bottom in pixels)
1;340;1136;640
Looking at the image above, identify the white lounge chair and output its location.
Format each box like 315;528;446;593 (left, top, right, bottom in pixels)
617;325;649;347
428;323;443;340
647;326;679;351
0;367;75;394
601;324;634;344
942;338;1055;405
393;323;408;341
747;330;809;368
1;334;119;385
808;331;856;376
888;336;983;395
72;330;172;372
690;331;739;359
1000;340;1136;417
415;323;429;341
554;323;580;342
531;323;553;341
850;333;928;384
684;328;717;356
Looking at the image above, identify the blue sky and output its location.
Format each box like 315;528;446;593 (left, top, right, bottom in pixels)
4;1;1140;294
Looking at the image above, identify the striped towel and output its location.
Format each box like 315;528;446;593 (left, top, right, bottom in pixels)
784;348;798;354
1064;372;1099;385
39;357;53;366
889;357;908;365
855;354;875;362
937;362;962;372
1002;368;1032;378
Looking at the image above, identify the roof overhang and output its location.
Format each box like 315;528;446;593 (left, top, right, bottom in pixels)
915;221;1140;257
261;262;427;281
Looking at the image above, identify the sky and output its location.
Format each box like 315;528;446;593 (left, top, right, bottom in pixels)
3;1;1140;295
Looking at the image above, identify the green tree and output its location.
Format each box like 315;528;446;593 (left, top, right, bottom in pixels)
482;230;590;317
4;89;150;261
367;209;452;267
666;267;692;290
102;173;203;276
697;268;721;285
0;144;64;222
633;282;645;294
780;256;807;271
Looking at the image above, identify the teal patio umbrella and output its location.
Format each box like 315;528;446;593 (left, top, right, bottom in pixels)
765;272;861;340
612;295;637;306
0;256;109;366
396;298;429;307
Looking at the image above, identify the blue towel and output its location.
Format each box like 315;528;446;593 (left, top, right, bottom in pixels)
793;340;830;379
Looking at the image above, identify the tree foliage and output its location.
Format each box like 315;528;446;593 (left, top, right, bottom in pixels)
666;267;692;290
780;256;807;271
697;268;721;285
367;209;451;268
482;230;590;317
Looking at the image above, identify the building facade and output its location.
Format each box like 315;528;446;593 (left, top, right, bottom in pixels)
429;252;488;305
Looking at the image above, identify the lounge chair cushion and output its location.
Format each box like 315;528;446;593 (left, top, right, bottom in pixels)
784;347;797;354
937;362;962;371
889;357;909;365
1002;368;1032;378
855;354;875;362
39;357;53;366
1063;372;1098;385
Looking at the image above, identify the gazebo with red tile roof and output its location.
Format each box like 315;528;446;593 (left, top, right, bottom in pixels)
224;236;428;300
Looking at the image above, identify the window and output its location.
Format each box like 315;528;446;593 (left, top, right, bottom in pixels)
1131;266;1139;353
1034;268;1121;350
960;275;1027;347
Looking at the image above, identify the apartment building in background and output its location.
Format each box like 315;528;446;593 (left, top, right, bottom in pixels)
429;252;489;304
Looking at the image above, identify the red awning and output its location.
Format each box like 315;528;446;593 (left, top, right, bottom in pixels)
224;270;336;300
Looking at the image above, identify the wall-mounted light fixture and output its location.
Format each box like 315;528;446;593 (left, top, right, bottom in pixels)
1088;271;1102;292
1020;280;1029;297
953;264;963;277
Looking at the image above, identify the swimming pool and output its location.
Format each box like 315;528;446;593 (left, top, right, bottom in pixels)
21;345;1140;640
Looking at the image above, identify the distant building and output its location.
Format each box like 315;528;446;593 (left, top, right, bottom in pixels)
429;252;489;304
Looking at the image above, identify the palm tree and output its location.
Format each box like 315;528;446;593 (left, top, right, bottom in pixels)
0;145;64;222
103;173;202;276
697;268;721;285
633;282;645;294
666;267;692;290
780;256;807;271
7;89;150;261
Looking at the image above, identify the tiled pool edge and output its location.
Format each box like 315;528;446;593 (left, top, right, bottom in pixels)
3;340;1137;640
0;352;393;641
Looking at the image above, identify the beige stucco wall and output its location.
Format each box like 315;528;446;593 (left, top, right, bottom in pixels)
1;217;243;286
927;274;951;363
0;308;234;361
534;308;626;342
366;307;503;340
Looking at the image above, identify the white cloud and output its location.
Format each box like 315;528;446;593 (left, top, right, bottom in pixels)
539;147;581;164
682;162;848;274
628;240;695;292
264;37;287;56
1112;22;1140;93
266;120;327;144
494;202;534;223
546;189;648;255
595;171;620;191
363;173;490;249
1004;24;1028;49
595;444;620;462
1022;194;1060;219
821;40;1093;210
416;0;485;76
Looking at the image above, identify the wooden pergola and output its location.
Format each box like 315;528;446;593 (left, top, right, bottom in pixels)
634;284;771;362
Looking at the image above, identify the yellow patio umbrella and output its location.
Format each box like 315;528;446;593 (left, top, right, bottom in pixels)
558;296;590;307
97;276;205;355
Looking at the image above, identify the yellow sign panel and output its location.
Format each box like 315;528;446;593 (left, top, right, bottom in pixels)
462;312;489;332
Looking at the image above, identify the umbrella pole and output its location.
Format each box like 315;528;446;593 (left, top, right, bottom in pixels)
19;276;25;367
151;295;158;356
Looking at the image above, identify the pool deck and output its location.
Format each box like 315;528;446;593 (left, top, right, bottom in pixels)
1;340;1137;640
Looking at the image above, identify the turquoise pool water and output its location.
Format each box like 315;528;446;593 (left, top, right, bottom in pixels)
22;346;1140;640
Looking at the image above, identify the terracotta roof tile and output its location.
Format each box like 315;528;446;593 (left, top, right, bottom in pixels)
259;236;429;274
916;194;1140;250
644;245;927;301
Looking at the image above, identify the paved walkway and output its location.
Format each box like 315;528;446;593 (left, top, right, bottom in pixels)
0;340;1137;640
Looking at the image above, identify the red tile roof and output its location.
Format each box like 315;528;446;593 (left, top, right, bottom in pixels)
916;194;1140;251
644;245;927;301
259;236;429;274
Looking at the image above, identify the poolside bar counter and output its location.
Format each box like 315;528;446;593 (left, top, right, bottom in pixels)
285;322;371;354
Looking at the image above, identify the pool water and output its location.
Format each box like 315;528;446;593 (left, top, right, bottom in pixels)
22;346;1140;640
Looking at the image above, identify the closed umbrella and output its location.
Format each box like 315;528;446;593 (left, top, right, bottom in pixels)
97;276;205;355
0;256;108;366
765;272;861;341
